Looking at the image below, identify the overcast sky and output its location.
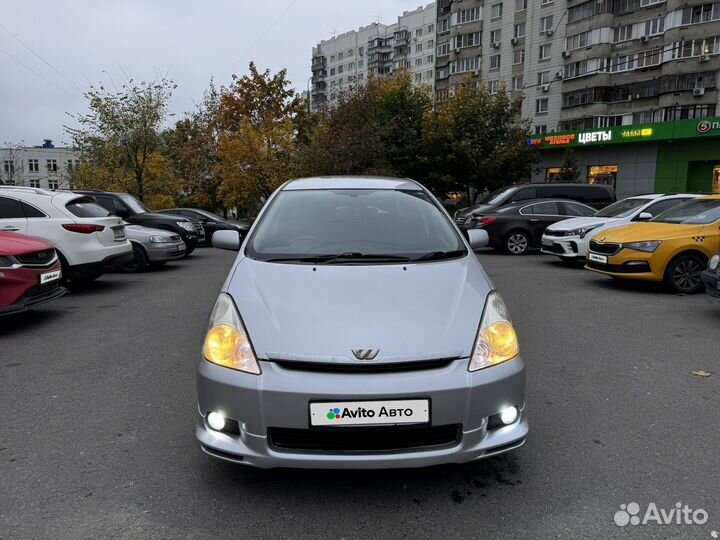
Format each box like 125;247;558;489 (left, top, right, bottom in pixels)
0;0;428;147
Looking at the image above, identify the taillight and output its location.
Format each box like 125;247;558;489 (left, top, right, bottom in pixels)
474;217;497;227
62;224;105;234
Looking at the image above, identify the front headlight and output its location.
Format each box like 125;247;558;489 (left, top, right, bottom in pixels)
709;254;720;271
203;293;261;374
623;240;661;253
177;221;195;231
149;235;173;243
469;292;520;372
0;255;15;268
565;224;604;239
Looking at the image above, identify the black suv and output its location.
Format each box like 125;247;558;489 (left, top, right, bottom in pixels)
73;191;204;256
454;183;615;228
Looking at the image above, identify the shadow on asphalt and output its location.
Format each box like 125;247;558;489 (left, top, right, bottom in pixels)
201;451;524;505
0;309;64;336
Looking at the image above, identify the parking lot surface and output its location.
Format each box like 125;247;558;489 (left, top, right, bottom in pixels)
1;248;718;539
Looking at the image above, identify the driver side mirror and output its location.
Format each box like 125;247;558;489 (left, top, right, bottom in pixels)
466;229;489;249
636;212;653;221
212;230;241;251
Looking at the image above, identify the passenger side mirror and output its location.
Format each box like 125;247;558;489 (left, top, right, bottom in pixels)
212;230;241;251
466;229;489;249
636;212;653;221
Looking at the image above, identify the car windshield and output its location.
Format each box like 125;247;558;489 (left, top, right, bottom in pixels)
594;197;653;218
196;209;225;221
652;199;720;224
247;188;467;263
118;194;151;214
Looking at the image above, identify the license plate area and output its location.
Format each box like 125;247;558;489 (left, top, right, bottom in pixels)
40;270;61;284
310;399;430;427
588;252;607;264
112;227;126;240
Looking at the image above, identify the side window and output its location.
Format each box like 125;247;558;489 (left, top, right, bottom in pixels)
510;187;537;202
545;185;581;200
643;198;690;217
93;196;116;214
0;196;25;219
561;202;595;216
21;202;47;218
583;186;613;203
523;201;560;215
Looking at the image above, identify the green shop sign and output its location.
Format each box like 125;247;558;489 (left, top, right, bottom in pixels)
527;117;720;149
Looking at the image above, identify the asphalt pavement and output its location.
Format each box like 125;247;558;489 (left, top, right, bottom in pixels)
1;248;719;540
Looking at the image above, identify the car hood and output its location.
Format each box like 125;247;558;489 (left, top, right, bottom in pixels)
590;222;707;243
225;257;492;364
546;216;617;233
124;224;179;241
138;212;190;222
0;231;54;256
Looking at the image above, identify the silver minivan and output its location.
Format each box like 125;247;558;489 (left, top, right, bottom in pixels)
197;176;527;468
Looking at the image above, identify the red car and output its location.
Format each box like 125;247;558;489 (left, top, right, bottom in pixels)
0;232;66;316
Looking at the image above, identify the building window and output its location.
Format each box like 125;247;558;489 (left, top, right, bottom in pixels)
513;49;525;64
415;58;423;67
416;28;423;38
540;15;554;33
427;39;434;48
416;43;423;53
712;165;720;194
541;0;554;4
491;3;503;20
512;75;524;90
30;178;40;188
535;125;548;134
415;73;422;83
48;178;59;190
681;3;720;25
538;71;551;85
536;98;549;114
567;30;591;50
489;54;501;70
588;165;618;187
426;54;434;63
516;0;527;11
457;7;481;24
514;23;526;38
545;167;562;182
2;160;13;174
46;159;58;172
455;32;480;48
490;29;502;43
28;159;39;172
437;41;451;56
568;1;596;24
539;44;552;60
488;80;500;94
428;24;434;33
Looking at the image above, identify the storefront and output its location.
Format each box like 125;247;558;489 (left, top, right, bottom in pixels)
528;117;720;198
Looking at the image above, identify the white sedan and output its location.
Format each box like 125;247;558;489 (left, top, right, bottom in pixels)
540;193;698;261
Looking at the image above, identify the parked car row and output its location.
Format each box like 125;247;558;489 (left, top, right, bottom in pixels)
0;185;246;315
458;185;720;298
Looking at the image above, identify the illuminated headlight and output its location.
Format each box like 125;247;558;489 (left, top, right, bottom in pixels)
709;254;720;271
178;221;195;231
207;411;226;431
623;240;661;253
203;293;261;374
149;235;173;243
500;406;519;425
469;292;520;372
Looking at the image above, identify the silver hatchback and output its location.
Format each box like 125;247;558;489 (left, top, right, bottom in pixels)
197;176;527;469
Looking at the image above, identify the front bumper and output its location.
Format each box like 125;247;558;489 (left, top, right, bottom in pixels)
146;242;186;262
540;234;588;259
0;280;67;316
585;250;660;282
196;356;527;469
702;269;720;298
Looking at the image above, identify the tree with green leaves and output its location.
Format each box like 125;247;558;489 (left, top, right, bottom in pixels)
422;80;538;203
66;78;176;202
554;148;581;183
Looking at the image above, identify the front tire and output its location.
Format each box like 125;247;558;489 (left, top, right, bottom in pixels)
664;253;706;294
505;231;530;255
120;244;148;273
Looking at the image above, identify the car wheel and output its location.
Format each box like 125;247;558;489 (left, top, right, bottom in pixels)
184;246;195;257
505;231;530;255
121;245;148;273
664;253;706;294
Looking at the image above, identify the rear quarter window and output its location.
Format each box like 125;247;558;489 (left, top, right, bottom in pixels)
65;198;111;218
0;196;24;218
581;186;613;203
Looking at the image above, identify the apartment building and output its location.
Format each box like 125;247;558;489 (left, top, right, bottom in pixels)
0;140;78;190
310;4;436;111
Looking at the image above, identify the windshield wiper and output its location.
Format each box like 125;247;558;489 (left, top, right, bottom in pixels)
264;252;412;264
412;250;467;262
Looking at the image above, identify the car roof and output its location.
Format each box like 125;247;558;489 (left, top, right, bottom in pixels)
0;187;90;203
282;176;422;191
503;198;593;207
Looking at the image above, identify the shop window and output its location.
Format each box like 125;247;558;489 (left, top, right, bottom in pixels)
588;165;618;187
545;168;562;182
713;165;720;194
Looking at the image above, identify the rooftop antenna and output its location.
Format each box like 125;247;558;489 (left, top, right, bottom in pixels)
327;25;336;38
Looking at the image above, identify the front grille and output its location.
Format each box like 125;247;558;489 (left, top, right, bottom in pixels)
272;358;455;374
192;222;206;240
589;240;622;255
16;249;56;266
268;424;462;453
551;243;565;254
587;261;651;274
24;280;61;299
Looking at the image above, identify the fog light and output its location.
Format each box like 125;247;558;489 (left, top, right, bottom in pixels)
500;406;519;425
207;411;226;431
